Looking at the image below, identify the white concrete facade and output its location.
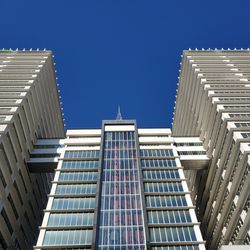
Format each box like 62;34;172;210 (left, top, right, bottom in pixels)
173;50;250;249
0;50;64;249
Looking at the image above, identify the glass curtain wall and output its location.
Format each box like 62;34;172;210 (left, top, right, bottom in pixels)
42;149;100;248
97;131;147;250
141;149;200;249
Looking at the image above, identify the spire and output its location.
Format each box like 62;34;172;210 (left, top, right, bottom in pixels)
116;106;123;120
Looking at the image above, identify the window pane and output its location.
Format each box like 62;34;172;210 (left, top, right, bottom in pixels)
42;230;93;246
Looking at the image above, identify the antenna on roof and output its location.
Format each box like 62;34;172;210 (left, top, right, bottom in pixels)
116;106;123;120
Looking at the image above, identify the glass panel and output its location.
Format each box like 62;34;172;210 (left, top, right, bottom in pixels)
42;230;93;246
61;160;99;169
58;172;98;181
97;131;146;249
146;196;187;207
151;247;200;250
147;210;192;224
144;182;183;193
64;150;100;158
141;159;176;168
56;184;96;195
47;213;94;227
52;198;95;210
149;227;196;243
140;149;174;158
143;170;180;179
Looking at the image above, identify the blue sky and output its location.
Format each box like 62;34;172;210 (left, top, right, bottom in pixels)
1;0;250;129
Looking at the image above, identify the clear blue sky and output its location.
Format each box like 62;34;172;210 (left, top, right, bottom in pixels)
1;0;250;129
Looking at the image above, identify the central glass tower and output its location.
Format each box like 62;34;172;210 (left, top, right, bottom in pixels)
97;129;146;249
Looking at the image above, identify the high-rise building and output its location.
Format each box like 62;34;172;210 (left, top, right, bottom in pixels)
173;50;250;249
0;50;64;249
1;49;250;250
34;120;206;249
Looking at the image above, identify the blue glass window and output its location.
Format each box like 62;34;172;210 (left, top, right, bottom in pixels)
51;198;95;210
140;149;174;158
149;227;196;243
42;229;92;246
58;172;97;181
47;213;94;227
178;151;206;156
61;160;99;169
152;246;200;250
147;210;192;224
141;159;176;168
143;170;180;179
64;150;99;158
241;133;250;138
146;196;187;207
144;182;184;193
55;184;96;195
235;122;250;128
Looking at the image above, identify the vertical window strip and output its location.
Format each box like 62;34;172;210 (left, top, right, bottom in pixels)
12;124;22;153
6;132;17;163
14;181;23;205
1;208;13;235
7;194;19;219
0;167;7;187
19;169;27;193
98;131;146;248
18;114;27;142
0;146;12;174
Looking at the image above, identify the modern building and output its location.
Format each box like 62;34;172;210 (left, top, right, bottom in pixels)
33;120;206;249
173;50;250;249
0;50;65;249
0;49;250;250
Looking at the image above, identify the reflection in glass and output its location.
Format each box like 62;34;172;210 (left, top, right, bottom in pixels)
43;230;92;246
97;131;146;249
149;227;196;243
52;198;95;210
47;213;94;226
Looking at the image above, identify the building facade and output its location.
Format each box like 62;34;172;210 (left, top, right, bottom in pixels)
173;50;250;249
0;50;65;249
34;120;206;249
0;49;249;250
